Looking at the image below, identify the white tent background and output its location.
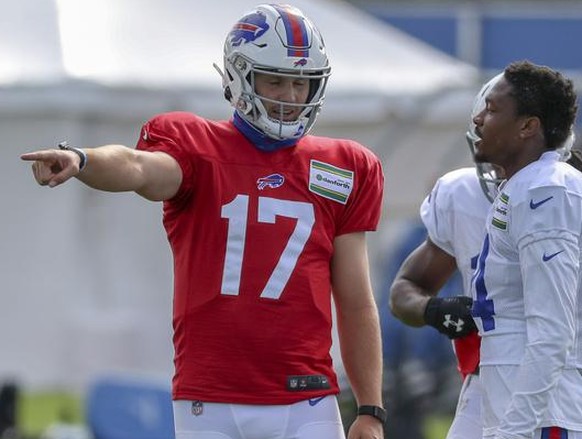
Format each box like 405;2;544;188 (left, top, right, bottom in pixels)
1;0;479;391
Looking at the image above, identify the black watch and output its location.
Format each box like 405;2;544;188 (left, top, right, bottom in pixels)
58;141;87;171
357;405;387;424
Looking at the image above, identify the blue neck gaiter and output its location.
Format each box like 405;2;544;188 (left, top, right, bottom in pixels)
233;112;298;152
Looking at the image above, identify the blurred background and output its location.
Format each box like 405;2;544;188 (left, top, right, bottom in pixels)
1;0;581;438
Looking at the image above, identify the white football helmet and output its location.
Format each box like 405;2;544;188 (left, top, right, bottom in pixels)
567;134;582;172
466;73;504;203
217;4;331;141
557;129;576;161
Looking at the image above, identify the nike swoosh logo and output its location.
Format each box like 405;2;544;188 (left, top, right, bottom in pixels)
308;396;326;406
543;250;564;262
530;196;553;209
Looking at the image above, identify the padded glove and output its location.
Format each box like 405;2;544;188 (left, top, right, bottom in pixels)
424;296;477;339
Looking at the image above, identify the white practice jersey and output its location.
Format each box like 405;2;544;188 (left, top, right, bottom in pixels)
471;151;582;436
422;167;490;439
421;167;490;299
421;167;490;379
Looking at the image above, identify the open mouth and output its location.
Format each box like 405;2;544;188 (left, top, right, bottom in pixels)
269;109;298;122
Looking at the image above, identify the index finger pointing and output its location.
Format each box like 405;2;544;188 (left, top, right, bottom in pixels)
20;150;56;161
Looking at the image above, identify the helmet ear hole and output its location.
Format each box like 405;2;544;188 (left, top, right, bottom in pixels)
224;87;232;102
305;76;323;114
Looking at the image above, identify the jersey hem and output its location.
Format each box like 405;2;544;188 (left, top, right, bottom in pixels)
172;389;339;405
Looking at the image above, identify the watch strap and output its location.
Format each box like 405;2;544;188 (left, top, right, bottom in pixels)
357;405;387;424
58;141;87;171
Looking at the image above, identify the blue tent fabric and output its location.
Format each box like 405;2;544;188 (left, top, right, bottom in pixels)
86;375;174;439
378;221;459;370
376;221;462;439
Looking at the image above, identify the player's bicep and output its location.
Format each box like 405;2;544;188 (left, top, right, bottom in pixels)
135;150;183;201
388;238;457;324
396;238;457;294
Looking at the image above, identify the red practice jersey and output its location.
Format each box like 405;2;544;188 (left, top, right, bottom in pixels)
136;112;384;404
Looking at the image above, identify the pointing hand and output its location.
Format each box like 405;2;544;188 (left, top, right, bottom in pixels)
21;148;83;187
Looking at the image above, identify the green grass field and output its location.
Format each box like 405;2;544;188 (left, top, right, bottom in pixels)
424;414;454;439
18;391;83;438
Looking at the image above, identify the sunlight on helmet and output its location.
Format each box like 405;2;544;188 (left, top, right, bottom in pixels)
557;129;576;161
566;132;582;172
216;4;331;142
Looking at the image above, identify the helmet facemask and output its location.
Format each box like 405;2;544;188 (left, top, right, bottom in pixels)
467;73;505;203
565;131;581;172
556;130;576;161
234;59;329;140
466;129;504;203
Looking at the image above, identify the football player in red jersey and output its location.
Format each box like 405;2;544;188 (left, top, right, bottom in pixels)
21;4;385;439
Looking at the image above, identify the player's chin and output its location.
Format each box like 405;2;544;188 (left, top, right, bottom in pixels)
473;144;488;163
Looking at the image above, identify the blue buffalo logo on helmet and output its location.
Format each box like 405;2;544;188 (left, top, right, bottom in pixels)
257;173;285;190
229;11;270;47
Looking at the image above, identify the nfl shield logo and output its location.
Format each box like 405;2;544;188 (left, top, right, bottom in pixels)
191;400;204;416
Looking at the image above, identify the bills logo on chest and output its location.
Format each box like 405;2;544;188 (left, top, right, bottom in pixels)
491;192;509;231
257;173;285;190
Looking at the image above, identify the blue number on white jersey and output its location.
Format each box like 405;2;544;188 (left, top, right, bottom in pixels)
471;233;496;331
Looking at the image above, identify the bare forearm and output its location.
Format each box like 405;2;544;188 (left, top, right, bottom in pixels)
78;145;144;192
331;233;383;407
22;143;181;200
338;303;383;406
77;145;181;200
389;278;431;327
389;238;456;327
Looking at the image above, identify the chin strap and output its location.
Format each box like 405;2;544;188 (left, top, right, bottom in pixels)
233;112;298;152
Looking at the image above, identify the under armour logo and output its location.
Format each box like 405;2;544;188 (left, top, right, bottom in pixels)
443;314;465;333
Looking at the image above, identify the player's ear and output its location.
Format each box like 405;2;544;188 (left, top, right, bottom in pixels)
519;116;541;140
